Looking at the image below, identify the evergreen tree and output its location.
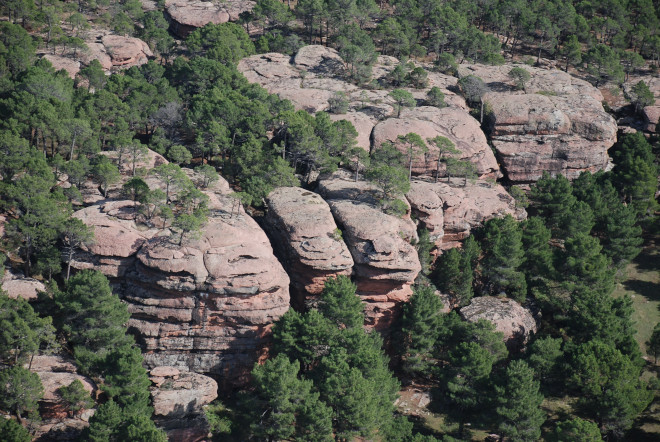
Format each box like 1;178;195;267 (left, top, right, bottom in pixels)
479;215;527;302
249;355;333;441
318;275;364;329
0;417;31;442
527;336;563;386
495;360;546;442
389;89;416;118
53;270;133;373
611;132;658;217
0;366;43;421
553;418;602;442
400;285;444;375
646;322;660;363
569;340;652;436
58;379;94;417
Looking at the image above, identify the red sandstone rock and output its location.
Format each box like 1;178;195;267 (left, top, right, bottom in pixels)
643;105;660;132
460;63;617;183
459;296;537;349
151;371;217;417
372;106;501;178
1;269;46;300
317;174;420;330
265;187;354;308
406;179;526;248
43;54;80;79
71;200;160;277
165;0;255;37
82;33;152;71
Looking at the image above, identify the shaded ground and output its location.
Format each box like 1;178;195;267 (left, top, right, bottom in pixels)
613;227;660;440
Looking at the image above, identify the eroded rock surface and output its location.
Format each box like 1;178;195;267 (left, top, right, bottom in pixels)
165;0;255;37
238;46;478;177
461;63;617;182
124;188;290;384
151;369;217;442
82;33;152;71
265;187;353;309
372;106;500;178
317;173;420;329
406;179;526;247
459;296;537;348
1;269;46;300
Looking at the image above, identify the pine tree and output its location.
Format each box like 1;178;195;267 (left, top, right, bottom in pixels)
0;418;31;442
400;285;444;375
553;418;602;442
0;366;43;421
479;215;527;301
646;323;660;364
58;379;94;417
318;275;364;329
495;360;546;442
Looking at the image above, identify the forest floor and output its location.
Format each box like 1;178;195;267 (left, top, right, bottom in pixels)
615;222;660;439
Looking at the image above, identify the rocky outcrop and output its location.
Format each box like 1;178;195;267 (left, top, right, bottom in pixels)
459;296;537;349
265;187;353;309
372;106;500;178
406;179;526;247
71;200;160;277
124;189;290;385
82;33;152;71
643;105;660;132
165;0;255;37
317;173;421;330
151;368;217;442
1;269;46;300
42;54;81;79
29;355;96;420
460;63;617;183
238;46;475;177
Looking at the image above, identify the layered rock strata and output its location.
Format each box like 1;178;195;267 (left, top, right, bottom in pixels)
460;63;617;182
406;179;526;248
150;367;217;442
71;178;291;388
317;173;421;330
265;187;354;309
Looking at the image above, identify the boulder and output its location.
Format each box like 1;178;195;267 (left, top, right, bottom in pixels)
265;187;354;308
42;54;81;79
151;372;217;418
165;0;255;37
82;34;152;71
1;269;46;300
317;173;420;330
643;105;660;132
29;355;96;420
460;63;617;182
459;296;537;349
372;106;501;178
406;179;526;247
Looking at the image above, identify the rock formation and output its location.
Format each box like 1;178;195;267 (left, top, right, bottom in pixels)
150;367;217;441
1;268;47;300
165;0;255;37
82;33;153;71
372;106;500;178
265;187;354;309
42;54;81;79
460;63;617;183
317;172;421;330
406;178;526;247
459;296;537;349
238;46;484;175
71;177;291;388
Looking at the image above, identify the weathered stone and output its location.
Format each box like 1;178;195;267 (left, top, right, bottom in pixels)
372;106;501;178
42;54;80;79
460;63;617;183
151;372;217;418
317;173;420;330
460;296;537;348
165;0;255;38
1;269;46;300
82;33;153;71
406;179;526;247
643;105;660;132
265;187;353;308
